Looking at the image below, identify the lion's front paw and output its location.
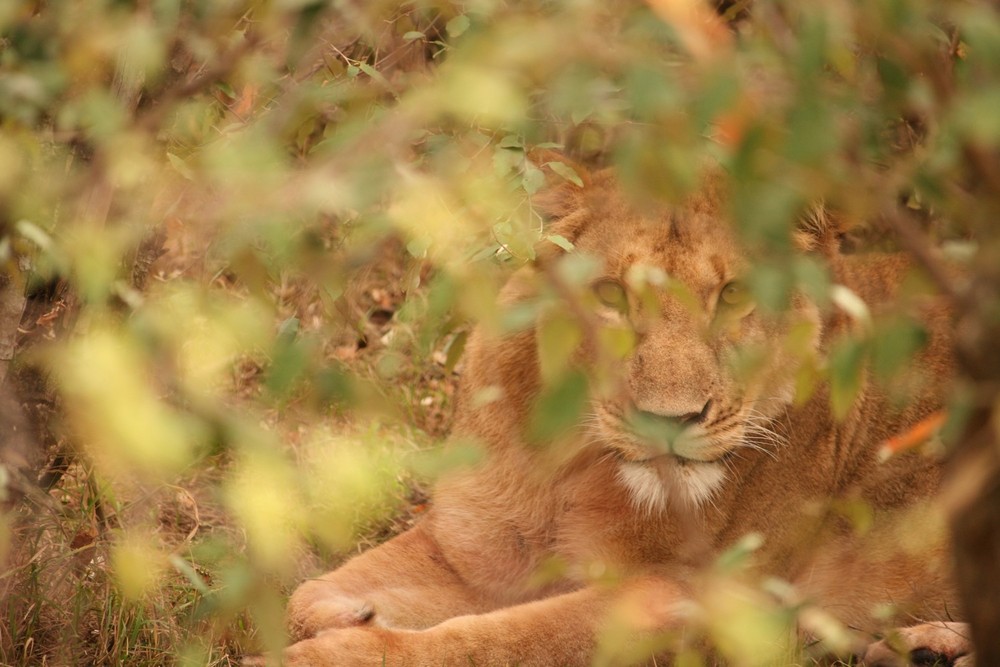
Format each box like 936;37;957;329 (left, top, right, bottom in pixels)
287;581;377;641
283;626;406;667
863;622;972;667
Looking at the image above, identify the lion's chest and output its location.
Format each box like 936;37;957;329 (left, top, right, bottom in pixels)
547;460;704;577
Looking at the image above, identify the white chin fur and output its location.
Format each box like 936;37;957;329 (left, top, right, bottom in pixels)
617;459;726;514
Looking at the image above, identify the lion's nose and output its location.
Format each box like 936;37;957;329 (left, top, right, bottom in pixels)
637;399;712;427
676;399;712;425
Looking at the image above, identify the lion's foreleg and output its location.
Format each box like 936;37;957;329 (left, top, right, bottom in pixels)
283;576;688;667
286;523;489;640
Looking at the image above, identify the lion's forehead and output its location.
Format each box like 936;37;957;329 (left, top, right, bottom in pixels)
591;216;744;295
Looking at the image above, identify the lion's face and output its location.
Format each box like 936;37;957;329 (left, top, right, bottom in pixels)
541;172;821;512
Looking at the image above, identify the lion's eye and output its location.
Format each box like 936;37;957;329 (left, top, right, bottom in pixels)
593;279;629;312
719;281;750;307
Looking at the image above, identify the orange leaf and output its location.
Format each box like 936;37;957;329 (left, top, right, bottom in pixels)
878;410;947;460
643;0;732;61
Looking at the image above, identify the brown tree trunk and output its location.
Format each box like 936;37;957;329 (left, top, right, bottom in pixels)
949;428;1000;665
949;278;1000;664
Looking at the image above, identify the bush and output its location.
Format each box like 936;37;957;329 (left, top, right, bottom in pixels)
1;0;999;663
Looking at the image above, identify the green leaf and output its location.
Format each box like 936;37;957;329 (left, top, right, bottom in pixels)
266;323;308;399
276;317;300;344
546;234;575;252
358;62;392;91
529;369;589;442
536;312;583;382
167;152;195;180
544;161;584;187
406;236;431;258
445;331;468;373
15;219;53;250
266;346;308;396
571;108;592;126
493;147;522;177
314;367;354;406
599;325;636;361
829;337;868;420
715;532;764;572
871;317;927;381
748;263;793;312
169;555;210;595
215;81;235;98
522;162;546;195
446;15;471;38
402;31;425;41
499;134;523;149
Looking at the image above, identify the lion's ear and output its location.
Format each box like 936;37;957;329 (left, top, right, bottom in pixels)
527;151;597;260
793;204;849;256
528;149;592;221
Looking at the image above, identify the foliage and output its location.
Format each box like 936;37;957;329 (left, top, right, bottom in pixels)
1;0;999;664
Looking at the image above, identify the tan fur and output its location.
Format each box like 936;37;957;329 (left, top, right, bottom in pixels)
284;171;962;665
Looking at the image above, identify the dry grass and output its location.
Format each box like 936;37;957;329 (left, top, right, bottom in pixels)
0;218;458;664
0;16;467;660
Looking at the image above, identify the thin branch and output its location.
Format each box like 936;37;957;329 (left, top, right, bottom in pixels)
534;256;603;359
137;32;261;132
882;209;972;311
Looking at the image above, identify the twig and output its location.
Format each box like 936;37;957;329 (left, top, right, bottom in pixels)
168;484;203;545
533;256;603;360
137;32;261;132
532;255;630;398
882;209;971;311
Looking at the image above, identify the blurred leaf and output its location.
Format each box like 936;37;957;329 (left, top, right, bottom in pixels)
494;146;523;177
54;327;209;477
616;127;699;202
116;17;166;86
445;330;468;373
793;256;831;306
545;160;584;187
830;497;875;534
358;62;393;92
409;438;484;480
871;316;928;381
112;537;165;601
785;99;837;164
829;336;868;420
225;450;304;570
277;316;300;342
699;575;793;665
522;161;546;195
529;369;589;442
715;532;764;572
313;366;356;407
953;89;1000;145
748;263;793;313
830;285;872;330
432;62;528;125
537;311;583;382
14;219;53;251
499;135;523;149
265;337;309;399
167;152;195;180
169;554;211;596
446;15;471;38
302;430;407;552
546;234;575;252
599;324;637;361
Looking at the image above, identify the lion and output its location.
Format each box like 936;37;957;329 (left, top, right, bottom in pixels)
282;166;970;666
